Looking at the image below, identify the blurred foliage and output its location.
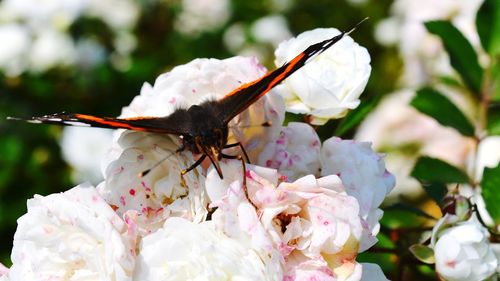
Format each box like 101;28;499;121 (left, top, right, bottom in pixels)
0;0;404;275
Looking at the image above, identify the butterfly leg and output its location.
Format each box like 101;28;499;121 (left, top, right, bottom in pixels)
181;154;206;176
220;153;257;209
224;142;250;164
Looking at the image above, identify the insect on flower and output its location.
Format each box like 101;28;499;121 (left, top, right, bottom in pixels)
8;19;367;193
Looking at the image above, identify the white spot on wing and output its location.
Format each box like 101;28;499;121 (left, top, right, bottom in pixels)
64;121;91;127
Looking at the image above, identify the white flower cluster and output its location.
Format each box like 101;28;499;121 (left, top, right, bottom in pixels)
174;0;231;36
3;28;391;280
0;0;139;76
356;0;484;199
430;215;498;281
374;0;484;87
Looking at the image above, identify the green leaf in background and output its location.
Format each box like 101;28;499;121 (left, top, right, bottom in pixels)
481;163;500;224
385;203;437;221
334;98;377;136
411;156;470;184
421;182;448;204
411;87;475;136
493;62;500;102
409;244;435;264
476;0;500;56
487;104;500;135
425;21;484;94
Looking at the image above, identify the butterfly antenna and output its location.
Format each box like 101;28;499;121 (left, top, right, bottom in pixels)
346;17;369;36
139;150;178;177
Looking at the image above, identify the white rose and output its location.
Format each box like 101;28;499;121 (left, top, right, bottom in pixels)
120;56;285;161
60;126;113;184
273;28;371;125
206;161;366;279
432;216;497;281
250;15;292;47
283;253;336;281
86;0;139;30
354;90;475;200
377;0;483;86
475;136;500;181
98;130;207;234
258;122;321;181
0;23;30;76
9;183;136;281
134;217;282;281
321;137;395;251
174;0;230;36
29;28;77;72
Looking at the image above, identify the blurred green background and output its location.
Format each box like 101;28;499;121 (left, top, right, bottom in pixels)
0;0;402;275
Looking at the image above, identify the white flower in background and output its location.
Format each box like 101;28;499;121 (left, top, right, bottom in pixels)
274;28;371;125
60;126;113;185
355;90;475;200
223;23;247;54
258;122;321;181
174;0;230;36
98;130;207;235
431;215;497;281
0;0;85;29
375;0;484;86
75;36;106;69
134;217;282;281
9;183;136;281
223;15;292;64
121;56;285;161
321;137;395;251
86;0;139;30
0;0;140;75
29;28;77;72
251;15;292;47
474;136;500;181
0;23;30;76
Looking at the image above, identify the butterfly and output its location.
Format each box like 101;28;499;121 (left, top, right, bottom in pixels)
8;20;366;181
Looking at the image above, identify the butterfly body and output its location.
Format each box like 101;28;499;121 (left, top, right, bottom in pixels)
176;101;230;178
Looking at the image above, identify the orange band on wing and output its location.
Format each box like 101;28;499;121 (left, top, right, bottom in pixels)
224;52;306;99
74;114;149;131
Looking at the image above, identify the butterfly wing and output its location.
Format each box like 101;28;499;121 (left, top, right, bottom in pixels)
217;28;355;125
8;111;190;135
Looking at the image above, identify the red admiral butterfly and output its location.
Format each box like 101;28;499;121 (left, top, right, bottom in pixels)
9;20;365;180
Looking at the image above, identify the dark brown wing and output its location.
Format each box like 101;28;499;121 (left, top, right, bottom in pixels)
7;111;190;135
216;20;365;124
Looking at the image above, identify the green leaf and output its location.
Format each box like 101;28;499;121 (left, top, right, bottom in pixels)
421;182;448;204
481;164;500;224
335;98;377;136
411;87;475;136
487;104;500;135
425;21;483;94
411;156;470;184
493;63;500;102
476;0;500;56
385;203;437;221
409;244;435;264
